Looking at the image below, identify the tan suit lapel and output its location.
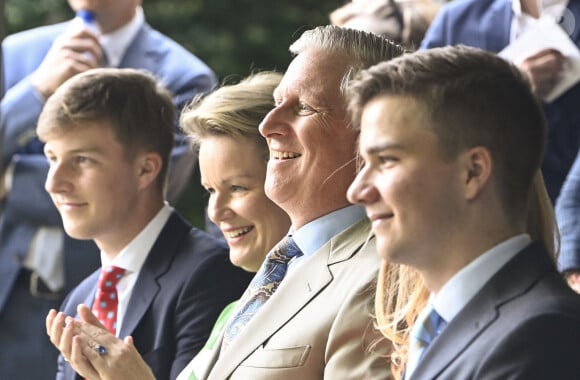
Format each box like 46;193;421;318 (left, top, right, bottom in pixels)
206;219;371;380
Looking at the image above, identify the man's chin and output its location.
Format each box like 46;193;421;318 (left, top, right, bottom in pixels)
63;226;92;241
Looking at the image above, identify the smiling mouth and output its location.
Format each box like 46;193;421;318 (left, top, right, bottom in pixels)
58;201;86;208
369;213;394;222
223;226;254;239
271;151;301;160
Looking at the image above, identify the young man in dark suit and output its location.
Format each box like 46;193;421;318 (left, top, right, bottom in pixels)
41;68;252;380
347;45;580;379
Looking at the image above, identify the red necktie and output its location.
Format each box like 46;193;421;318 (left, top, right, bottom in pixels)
91;266;125;335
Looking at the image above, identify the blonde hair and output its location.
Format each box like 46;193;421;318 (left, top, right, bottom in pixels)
180;71;283;161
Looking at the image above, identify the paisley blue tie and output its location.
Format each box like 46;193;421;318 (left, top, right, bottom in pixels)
405;306;447;379
221;236;303;351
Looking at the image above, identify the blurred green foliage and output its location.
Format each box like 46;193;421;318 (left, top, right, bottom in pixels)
3;0;340;227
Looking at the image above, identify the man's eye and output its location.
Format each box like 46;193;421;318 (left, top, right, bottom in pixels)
297;103;316;115
231;185;248;192
378;155;398;165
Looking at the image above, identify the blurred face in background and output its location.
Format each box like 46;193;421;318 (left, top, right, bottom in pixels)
67;0;139;33
200;135;291;272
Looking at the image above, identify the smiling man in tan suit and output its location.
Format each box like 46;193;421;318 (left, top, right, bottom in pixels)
200;25;405;380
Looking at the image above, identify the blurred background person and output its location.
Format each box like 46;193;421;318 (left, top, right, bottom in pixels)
0;0;216;378
330;0;441;50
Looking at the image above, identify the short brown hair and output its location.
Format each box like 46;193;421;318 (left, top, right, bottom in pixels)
37;68;175;189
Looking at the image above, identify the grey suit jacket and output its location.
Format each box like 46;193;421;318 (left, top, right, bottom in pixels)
203;219;392;380
409;242;580;380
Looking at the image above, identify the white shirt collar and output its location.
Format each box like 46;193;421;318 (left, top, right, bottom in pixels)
98;6;145;67
291;205;366;256
101;202;173;274
432;234;532;323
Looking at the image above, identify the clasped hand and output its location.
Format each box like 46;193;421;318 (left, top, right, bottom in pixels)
46;304;155;380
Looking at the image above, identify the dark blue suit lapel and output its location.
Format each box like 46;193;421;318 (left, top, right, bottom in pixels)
409;243;554;379
81;274;100;312
118;212;190;338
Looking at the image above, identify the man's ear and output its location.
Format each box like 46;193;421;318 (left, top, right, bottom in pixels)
462;146;492;201
137;152;162;190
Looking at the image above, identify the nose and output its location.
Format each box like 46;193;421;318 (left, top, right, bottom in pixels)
347;169;379;205
45;162;72;195
259;102;290;139
207;192;235;225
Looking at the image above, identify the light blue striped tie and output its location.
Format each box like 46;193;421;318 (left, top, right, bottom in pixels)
221;236;303;351
405;306;447;379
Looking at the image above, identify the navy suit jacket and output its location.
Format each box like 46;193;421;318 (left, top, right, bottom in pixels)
57;212;253;380
408;242;580;379
421;0;580;203
0;20;216;379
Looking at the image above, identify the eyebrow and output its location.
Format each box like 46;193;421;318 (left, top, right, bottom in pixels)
43;146;106;156
202;173;257;185
363;142;406;155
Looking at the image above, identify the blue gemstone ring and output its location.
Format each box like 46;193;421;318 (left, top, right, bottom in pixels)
95;344;107;356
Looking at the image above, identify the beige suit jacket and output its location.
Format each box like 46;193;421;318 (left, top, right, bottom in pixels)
202;219;392;380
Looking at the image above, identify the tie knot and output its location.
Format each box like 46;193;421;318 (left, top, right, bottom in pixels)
97;266;125;289
269;236;303;263
411;307;447;347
